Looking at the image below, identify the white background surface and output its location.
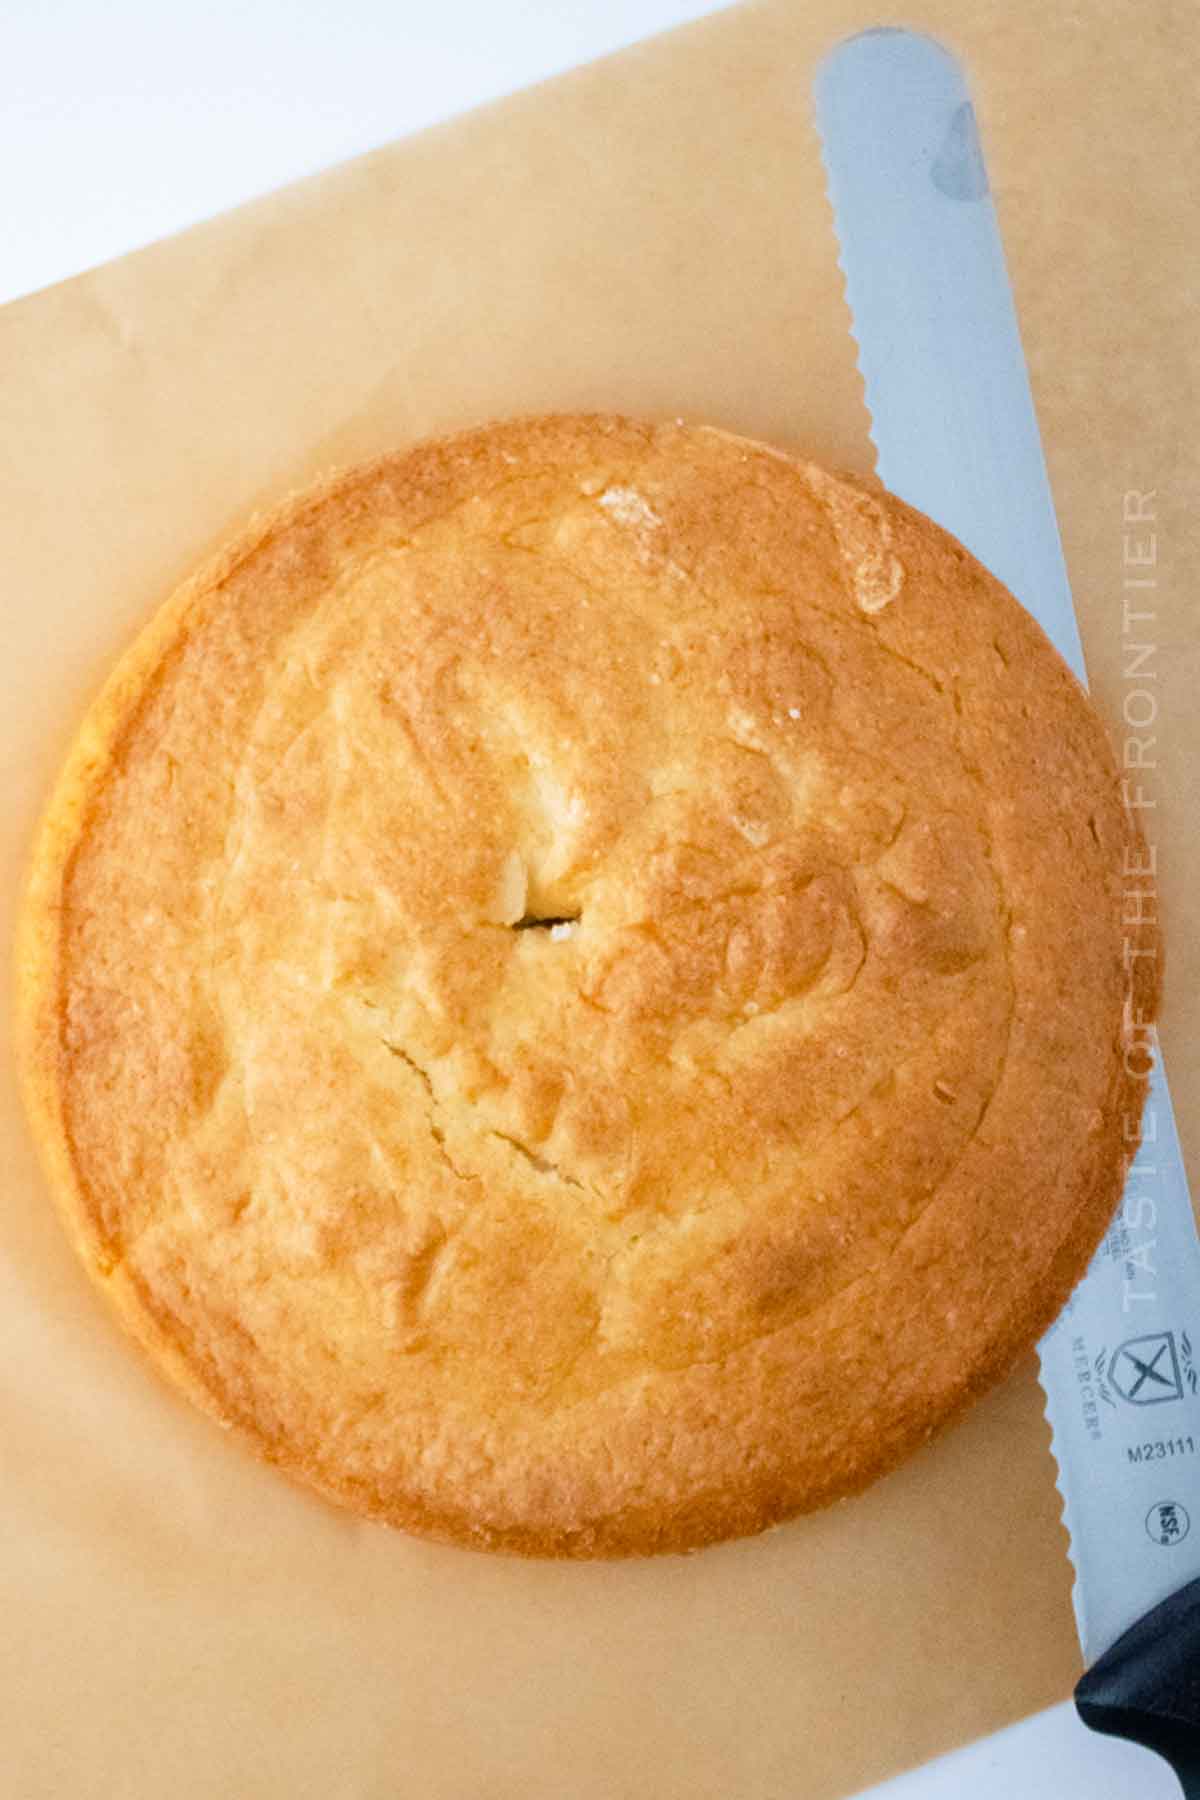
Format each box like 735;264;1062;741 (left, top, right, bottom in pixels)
0;4;1181;1796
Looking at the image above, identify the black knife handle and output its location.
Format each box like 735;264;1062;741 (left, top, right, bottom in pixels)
1075;1576;1200;1797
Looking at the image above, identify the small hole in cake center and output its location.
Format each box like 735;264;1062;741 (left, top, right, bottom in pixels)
512;913;580;939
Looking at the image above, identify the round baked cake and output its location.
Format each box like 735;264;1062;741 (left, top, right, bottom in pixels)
17;413;1157;1556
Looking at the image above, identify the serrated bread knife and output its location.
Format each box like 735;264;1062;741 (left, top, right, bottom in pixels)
815;30;1200;1794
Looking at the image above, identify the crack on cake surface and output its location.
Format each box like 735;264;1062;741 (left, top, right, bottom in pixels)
489;1130;586;1192
380;1040;476;1186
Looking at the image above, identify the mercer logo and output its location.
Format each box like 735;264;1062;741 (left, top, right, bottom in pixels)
1108;1332;1184;1406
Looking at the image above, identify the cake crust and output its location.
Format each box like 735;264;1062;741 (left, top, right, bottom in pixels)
16;413;1159;1556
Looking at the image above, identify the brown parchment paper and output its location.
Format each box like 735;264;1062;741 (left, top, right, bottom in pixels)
1;2;1196;1795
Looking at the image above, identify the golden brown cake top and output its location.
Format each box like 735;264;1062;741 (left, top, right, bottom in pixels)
18;414;1156;1554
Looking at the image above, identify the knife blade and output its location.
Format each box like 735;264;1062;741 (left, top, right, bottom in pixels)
814;26;1200;1788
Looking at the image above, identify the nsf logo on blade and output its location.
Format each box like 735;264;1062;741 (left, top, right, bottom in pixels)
1108;1331;1191;1406
1146;1500;1191;1547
